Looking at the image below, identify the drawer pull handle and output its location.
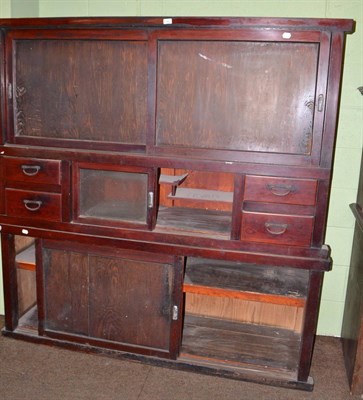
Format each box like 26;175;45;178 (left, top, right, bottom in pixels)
21;165;41;176
265;222;288;235
266;184;295;197
23;199;43;211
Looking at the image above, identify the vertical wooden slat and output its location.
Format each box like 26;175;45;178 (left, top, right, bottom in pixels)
146;32;157;150
297;270;324;381
0;30;6;144
61;160;71;222
35;238;45;335
311;179;330;247
320;31;345;169
43;247;89;335
169;255;185;358
231;174;244;240
4;32;14;144
310;31;331;166
1;233;18;330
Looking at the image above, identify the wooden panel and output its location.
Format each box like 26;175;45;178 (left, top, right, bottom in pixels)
16;244;35;271
159;169;234;211
182;315;301;371
6;188;62;221
4;157;61;185
17;268;36;316
342;220;363;394
244;175;317;206
156;207;231;238
156;41;318;155
89;256;174;351
184;258;309;298
14;39;148;145
43;249;89;335
185;293;304;332
14;235;35;253
241;212;314;246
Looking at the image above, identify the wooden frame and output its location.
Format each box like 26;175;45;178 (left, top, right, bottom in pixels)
0;16;354;392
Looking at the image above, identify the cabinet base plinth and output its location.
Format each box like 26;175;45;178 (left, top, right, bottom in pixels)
1;327;314;392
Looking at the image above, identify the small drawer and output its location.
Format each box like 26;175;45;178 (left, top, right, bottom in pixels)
241;211;314;246
4;157;61;185
244;176;317;206
6;188;62;221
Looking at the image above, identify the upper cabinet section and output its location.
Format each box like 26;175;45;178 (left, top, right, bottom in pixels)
155;38;318;157
0;17;354;166
6;30;149;151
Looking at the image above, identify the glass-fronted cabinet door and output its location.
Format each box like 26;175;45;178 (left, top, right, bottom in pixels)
5;30;148;152
73;162;157;229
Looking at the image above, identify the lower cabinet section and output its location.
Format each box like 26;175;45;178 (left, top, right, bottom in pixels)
4;236;321;390
38;240;184;359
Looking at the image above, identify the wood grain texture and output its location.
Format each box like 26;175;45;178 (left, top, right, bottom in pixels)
16;268;36;315
156;206;231;237
185;293;304;331
14;39;148;145
244;175;317;206
4;157;61;185
241;211;314;246
5;188;62;222
184;257;308;297
182;315;301;371
342;220;363;394
89;256;173;350
43;249;89;335
156;41;318;155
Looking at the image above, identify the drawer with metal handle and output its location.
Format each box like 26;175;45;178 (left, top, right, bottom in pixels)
241;211;314;246
5;188;62;221
244;175;317;206
4;156;61;185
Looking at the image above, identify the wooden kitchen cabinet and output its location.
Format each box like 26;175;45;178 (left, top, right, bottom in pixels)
0;16;354;391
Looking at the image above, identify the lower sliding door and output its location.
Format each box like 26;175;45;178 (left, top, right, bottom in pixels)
37;239;184;359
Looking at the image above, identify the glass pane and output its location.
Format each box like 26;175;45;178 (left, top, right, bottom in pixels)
79;169;148;223
157;41;318;155
14;39;148;144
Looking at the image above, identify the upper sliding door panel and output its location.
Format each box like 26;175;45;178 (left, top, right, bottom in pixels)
8;31;148;150
155;31;328;165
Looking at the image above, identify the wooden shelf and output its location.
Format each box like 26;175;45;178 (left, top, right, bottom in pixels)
156;207;231;237
168;188;233;203
184;258;308;307
159;173;188;186
16;244;36;271
181;314;301;371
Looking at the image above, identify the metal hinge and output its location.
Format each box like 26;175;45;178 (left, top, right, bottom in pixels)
147;192;154;208
172;305;178;320
7;83;12;99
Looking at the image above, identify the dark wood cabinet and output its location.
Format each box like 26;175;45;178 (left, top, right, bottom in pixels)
39;240;184;359
0;16;354;391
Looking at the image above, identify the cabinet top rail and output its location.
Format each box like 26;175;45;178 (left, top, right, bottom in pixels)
0;16;355;33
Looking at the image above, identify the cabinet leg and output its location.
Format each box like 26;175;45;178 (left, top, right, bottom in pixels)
298;270;324;382
1;234;18;331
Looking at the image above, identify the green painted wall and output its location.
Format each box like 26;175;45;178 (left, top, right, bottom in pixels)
0;0;362;337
